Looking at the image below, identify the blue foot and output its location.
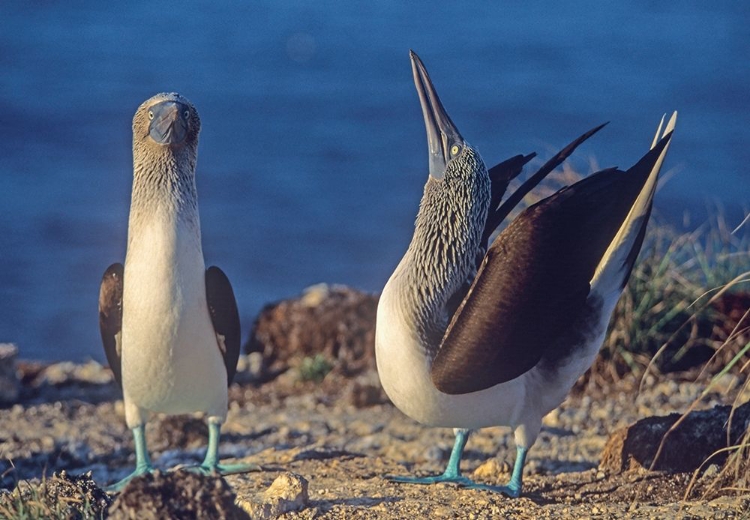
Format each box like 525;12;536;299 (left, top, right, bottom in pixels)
464;446;526;498
105;463;155;492
183;461;261;476
182;422;261;477
387;474;521;496
106;425;154;493
462;481;522;498
388;433;527;498
387;473;475;486
388;429;473;486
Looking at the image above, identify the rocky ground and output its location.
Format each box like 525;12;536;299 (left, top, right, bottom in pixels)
1;358;749;519
1;285;748;518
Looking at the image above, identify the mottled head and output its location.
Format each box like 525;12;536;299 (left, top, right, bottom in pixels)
129;93;202;212
132;92;201;164
410;51;485;182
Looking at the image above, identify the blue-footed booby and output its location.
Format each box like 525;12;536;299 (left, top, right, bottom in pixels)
375;51;676;497
98;92;256;491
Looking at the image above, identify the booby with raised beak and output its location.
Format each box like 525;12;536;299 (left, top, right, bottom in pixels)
375;52;676;497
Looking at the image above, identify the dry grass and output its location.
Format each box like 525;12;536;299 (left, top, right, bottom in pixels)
684;275;750;500
0;480;96;520
619;212;750;500
0;471;111;520
599;215;749;383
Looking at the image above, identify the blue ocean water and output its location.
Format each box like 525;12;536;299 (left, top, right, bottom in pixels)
0;2;747;361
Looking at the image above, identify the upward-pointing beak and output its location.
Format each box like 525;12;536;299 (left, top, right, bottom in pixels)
410;50;465;180
149;101;189;145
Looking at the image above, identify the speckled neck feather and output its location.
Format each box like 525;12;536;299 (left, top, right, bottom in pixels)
127;93;202;242
398;147;491;355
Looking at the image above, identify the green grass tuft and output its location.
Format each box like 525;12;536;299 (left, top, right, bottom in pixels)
601;212;749;381
0;478;103;520
297;354;334;382
0;470;111;519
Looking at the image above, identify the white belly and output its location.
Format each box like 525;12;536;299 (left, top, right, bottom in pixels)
121;214;227;426
375;270;605;432
375;273;526;430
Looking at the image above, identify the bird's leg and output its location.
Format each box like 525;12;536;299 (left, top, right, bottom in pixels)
462;445;528;497
389;428;528;497
184;421;260;476
388;428;475;485
105;424;154;492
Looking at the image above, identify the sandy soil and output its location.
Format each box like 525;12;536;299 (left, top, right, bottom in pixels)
1;361;749;518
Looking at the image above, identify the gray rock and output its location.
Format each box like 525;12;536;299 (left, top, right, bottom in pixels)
0;343;19;403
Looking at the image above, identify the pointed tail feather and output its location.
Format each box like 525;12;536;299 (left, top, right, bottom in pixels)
591;112;677;297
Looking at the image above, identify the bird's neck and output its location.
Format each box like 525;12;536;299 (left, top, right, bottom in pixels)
391;175;490;353
127;149;201;246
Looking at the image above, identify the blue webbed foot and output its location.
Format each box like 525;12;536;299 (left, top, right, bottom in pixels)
462;481;522;498
387;474;521;496
388;429;474;486
464;446;526;497
388;432;527;498
182;421;261;477
183;461;261;476
387;473;475;486
105;462;155;492
106;425;154;493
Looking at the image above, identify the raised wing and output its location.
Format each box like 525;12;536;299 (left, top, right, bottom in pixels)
481;123;608;253
431;132;673;395
443;153;536;319
99;263;124;386
487;153;537;220
446;125;609;328
205;266;241;385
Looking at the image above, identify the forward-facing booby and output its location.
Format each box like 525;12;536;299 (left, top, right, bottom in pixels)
98;92;254;491
375;52;676;497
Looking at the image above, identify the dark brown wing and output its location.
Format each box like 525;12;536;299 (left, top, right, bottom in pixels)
447;125;608;323
481;123;608;252
205;266;241;385
99;263;124;386
442;154;535;318
431;135;672;395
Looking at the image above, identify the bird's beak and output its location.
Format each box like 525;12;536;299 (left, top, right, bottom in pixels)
149;101;188;145
410;50;465;180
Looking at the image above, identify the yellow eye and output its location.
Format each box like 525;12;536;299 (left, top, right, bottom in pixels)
148;110;154;120
450;145;460;156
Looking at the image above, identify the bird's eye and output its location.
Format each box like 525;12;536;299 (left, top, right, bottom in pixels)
148;110;154;120
183;110;190;119
450;145;460;157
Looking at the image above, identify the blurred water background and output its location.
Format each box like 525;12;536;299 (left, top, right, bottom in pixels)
0;2;748;361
